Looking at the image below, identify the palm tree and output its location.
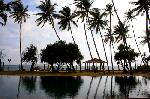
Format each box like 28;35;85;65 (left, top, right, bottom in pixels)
36;0;60;40
140;30;150;46
0;0;10;26
74;0;93;60
114;21;129;46
57;6;77;44
104;30;115;72
130;0;150;52
104;4;115;72
125;9;141;54
9;0;29;71
88;8;109;72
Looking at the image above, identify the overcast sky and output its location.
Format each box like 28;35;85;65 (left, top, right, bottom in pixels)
0;0;148;65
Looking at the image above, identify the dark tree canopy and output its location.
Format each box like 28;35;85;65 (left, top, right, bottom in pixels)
22;44;38;64
114;44;139;62
41;40;83;65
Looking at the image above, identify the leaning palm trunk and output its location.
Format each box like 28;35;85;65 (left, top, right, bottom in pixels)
132;25;141;54
19;23;23;71
109;12;114;73
99;31;109;72
70;28;76;44
111;0;121;22
52;22;61;41
145;11;150;52
69;23;76;44
84;23;93;60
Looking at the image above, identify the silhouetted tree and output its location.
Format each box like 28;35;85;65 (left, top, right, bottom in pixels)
36;0;60;40
9;0;29;71
22;44;38;71
74;0;93;60
57;6;77;44
40;41;83;72
130;0;150;52
0;0;10;26
114;44;139;74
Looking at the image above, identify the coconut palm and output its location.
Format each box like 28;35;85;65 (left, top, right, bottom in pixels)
130;0;150;52
0;0;10;26
104;4;115;72
140;30;150;46
36;0;60;40
9;0;29;71
125;9;141;54
88;8;109;71
57;6;77;44
74;0;93;60
114;21;129;46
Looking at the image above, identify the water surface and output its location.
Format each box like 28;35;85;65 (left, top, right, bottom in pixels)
0;76;150;99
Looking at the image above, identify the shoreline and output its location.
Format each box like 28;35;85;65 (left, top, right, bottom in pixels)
0;71;150;76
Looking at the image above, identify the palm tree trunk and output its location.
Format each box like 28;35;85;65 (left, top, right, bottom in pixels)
110;11;114;73
132;25;141;54
52;22;61;41
70;28;76;44
99;31;109;72
146;11;150;52
111;0;121;22
90;30;101;59
84;23;93;60
20;23;23;71
110;43;114;72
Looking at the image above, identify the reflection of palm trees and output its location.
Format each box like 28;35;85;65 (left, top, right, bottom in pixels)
21;76;37;93
103;76;108;99
40;76;83;98
115;76;138;98
86;77;93;99
17;76;21;99
94;76;102;99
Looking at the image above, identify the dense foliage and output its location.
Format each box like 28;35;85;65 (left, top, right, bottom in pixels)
115;44;139;73
22;44;38;71
41;40;83;72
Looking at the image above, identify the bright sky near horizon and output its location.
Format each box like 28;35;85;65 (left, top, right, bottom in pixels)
0;0;148;65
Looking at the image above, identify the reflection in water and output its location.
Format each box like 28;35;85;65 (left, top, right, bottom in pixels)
1;76;150;99
40;76;83;98
21;76;37;93
115;76;139;98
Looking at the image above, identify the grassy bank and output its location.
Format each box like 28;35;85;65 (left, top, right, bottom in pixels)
0;70;150;76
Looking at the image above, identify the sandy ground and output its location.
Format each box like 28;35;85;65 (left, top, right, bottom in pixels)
0;70;150;76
